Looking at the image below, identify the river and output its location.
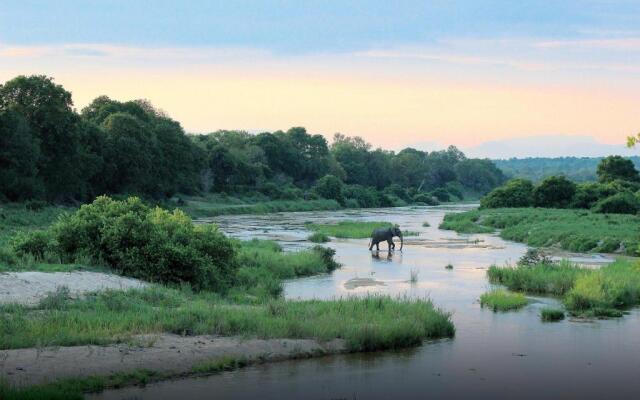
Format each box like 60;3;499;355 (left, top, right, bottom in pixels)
93;205;640;399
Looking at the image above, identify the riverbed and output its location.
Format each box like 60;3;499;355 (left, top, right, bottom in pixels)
94;205;640;400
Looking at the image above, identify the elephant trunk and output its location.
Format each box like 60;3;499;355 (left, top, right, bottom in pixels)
399;231;403;251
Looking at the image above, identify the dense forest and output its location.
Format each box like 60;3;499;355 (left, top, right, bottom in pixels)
0;75;506;206
495;157;640;183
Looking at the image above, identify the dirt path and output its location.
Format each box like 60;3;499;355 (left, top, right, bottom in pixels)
1;334;346;387
0;271;147;305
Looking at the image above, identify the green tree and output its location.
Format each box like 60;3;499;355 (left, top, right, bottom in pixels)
532;176;576;208
313;175;344;204
480;179;534;208
0;110;42;200
0;75;87;200
597;155;639;183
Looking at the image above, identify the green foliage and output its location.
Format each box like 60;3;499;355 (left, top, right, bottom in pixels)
307;221;397;239
412;193;439;205
308;232;330;243
0;286;454;352
312;174;345;204
17;196;237;291
192;356;249;374
540;308;565;322
480;179;534;208
430;187;450;202
442;208;640;255
592;192;640;215
532;176;576;208
487;259;640;317
597;155;640;183
571;182;618;209
480;289;528;311
488;261;585;296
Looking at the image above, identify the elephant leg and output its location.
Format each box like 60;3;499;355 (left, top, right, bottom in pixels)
369;240;373;251
376;242;380;251
387;239;394;251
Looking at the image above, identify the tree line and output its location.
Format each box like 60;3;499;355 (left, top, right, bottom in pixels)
1;75;505;205
482;155;640;215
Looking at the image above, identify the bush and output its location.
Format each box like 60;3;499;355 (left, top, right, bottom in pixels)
430;187;450;202
308;232;330;243
343;185;381;208
592;192;640;215
541;308;565;322
533;176;576;208
571;183;617;209
313;175;344;204
480;179;534;208
25;200;48;211
49;196;237;291
412;193;439;205
383;184;410;202
10;230;56;259
597;155;639;183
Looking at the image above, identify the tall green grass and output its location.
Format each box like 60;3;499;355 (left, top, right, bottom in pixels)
305;221;419;239
180;194;341;218
232;239;340;299
0;286;454;351
441;208;640;255
480;289;528;311
488;259;640;317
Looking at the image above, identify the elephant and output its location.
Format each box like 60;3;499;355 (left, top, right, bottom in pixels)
368;225;403;251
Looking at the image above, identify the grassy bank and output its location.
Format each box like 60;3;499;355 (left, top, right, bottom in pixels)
440;208;640;256
178;194;341;218
306;221;419;239
488;259;640;317
0;286;454;351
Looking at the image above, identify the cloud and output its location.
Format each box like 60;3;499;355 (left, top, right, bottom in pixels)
535;38;640;50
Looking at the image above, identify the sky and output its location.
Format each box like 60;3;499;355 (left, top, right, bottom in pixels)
1;0;639;158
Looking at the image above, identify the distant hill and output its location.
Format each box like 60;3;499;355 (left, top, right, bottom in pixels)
494;156;640;183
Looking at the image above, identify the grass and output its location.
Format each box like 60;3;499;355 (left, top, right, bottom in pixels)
540;308;565;322
305;221;419;239
488;260;585;296
0;286;454;352
232;239;340;299
422;221;430;227
480;289;528;311
178;194;341;218
191;355;249;374
445;263;453;270
441;208;640;256
307;232;330;243
410;268;419;283
488;259;640;317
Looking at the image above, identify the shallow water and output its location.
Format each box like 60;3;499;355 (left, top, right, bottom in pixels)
94;205;640;400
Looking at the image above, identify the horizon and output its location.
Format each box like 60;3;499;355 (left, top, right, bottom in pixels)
2;1;639;157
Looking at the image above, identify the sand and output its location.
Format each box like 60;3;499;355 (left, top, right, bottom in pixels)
1;334;346;387
0;271;147;305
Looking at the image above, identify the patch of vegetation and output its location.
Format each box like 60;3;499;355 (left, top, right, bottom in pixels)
307;232;330;243
480;289;528;312
488;259;640;318
410;268;419;283
445;263;453;270
0;286;454;351
306;221;418;239
441;208;640;256
540;308;565;322
422;221;430;227
488;260;585;296
191;355;249;374
233;240;340;299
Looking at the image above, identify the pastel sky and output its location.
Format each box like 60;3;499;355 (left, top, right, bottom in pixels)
1;1;639;157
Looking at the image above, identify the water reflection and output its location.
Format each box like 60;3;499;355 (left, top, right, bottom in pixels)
94;205;635;400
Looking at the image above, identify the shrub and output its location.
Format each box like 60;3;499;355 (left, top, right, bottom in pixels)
343;185;381;208
571;183;617;209
10;230;56;259
412;193;438;205
383;184;410;202
313;175;344;204
308;232;330;243
430;187;450;202
49;196;237;291
532;176;576;208
518;249;554;266
592;192;640;215
480;179;534;208
25;200;48;211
